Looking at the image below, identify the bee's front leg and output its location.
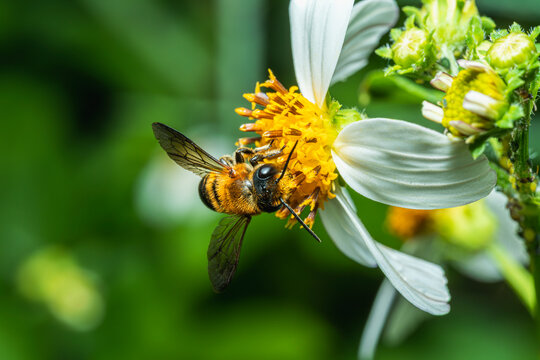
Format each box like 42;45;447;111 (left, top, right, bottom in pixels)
248;144;285;166
233;147;256;164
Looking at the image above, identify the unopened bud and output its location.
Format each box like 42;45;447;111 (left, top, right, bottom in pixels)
391;28;429;68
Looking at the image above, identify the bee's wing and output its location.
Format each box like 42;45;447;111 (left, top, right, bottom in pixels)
152;122;228;177
207;215;252;292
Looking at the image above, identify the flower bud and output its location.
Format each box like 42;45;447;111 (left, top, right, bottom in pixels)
441;61;507;138
391;28;429;68
487;32;537;69
432;200;496;252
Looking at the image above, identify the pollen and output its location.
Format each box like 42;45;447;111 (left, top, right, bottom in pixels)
386;207;432;240
235;70;339;228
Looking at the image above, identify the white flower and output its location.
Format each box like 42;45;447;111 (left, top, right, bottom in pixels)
235;0;496;316
288;0;495;315
358;191;529;360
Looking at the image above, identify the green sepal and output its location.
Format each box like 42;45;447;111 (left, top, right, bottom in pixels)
509;22;523;33
490;29;508;41
496;103;524;128
390;28;403;42
529;26;540;41
481;16;496;33
466;16;485;56
404;16;416;30
505;69;526;96
402;6;422;25
470;141;487;159
468;128;511;158
375;46;393;59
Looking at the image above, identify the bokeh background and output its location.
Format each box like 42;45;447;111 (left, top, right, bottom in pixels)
1;0;540;359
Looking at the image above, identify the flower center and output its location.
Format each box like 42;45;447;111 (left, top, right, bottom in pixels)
442;67;505;136
235;70;339;228
387;207;432;240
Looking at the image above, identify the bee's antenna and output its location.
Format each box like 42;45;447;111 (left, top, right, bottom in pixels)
279;198;321;243
275;141;299;184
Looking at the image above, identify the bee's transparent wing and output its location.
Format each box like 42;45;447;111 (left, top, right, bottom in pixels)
152;122;228;177
207;215;251;292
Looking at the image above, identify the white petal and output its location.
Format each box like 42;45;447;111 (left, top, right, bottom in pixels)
453;253;502;282
332;118;496;209
332;0;399;85
320;187;376;267
358;280;396;360
325;186;451;315
485;191;528;265
290;0;353;107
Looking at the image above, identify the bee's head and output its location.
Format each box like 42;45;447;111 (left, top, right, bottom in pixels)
253;164;282;212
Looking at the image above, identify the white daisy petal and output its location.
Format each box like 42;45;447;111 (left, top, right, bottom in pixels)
332;118;496;209
325;186;451;315
332;0;399;85
485;191;528;265
358;280;396;360
290;0;354;107
320;187;376;267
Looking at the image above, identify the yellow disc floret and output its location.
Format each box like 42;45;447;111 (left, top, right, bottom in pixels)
386;207;432;240
235;70;338;228
442;66;506;137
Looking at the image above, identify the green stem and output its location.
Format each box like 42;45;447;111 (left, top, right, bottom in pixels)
487;243;535;315
506;101;540;341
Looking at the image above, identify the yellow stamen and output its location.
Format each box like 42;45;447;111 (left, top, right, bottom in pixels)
237;69;339;228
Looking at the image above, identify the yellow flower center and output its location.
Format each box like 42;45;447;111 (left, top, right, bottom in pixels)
442;67;505;136
386;207;432;240
386;200;497;252
235;70;338;228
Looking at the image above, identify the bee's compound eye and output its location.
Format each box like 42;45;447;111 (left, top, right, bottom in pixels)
256;164;277;180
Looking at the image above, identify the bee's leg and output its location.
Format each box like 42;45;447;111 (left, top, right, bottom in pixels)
249;144;285;166
233;147;256;164
219;155;235;167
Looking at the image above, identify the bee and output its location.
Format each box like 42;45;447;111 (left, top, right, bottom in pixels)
152;122;320;292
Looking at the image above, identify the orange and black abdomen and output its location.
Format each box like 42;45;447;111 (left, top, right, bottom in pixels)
198;166;261;216
199;173;221;212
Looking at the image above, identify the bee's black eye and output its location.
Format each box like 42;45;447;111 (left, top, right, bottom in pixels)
255;165;277;180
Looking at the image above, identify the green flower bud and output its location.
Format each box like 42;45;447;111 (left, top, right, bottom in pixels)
432;200;496;252
391;28;429;68
487;32;537;69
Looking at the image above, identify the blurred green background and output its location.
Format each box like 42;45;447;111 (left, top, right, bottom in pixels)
1;0;539;359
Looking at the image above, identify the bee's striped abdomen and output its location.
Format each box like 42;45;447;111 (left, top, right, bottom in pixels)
199;174;220;212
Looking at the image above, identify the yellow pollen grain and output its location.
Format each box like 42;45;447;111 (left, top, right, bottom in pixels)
237;69;338;228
